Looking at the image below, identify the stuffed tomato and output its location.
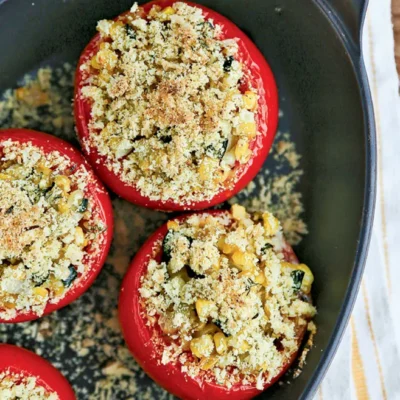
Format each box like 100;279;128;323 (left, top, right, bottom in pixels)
0;129;113;323
74;0;278;211
0;344;76;400
119;206;315;399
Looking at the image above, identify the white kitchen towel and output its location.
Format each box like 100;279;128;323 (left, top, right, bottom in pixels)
316;1;400;399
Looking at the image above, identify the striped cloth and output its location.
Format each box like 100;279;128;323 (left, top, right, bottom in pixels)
315;1;400;399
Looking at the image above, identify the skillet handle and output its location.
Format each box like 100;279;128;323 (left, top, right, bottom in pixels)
324;0;369;47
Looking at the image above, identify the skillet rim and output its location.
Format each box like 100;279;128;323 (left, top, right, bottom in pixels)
297;1;376;399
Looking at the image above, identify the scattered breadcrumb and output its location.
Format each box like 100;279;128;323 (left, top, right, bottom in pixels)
0;371;59;400
0;63;310;398
0;65;75;140
80;2;260;204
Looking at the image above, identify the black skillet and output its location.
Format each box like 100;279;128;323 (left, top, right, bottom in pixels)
0;0;376;399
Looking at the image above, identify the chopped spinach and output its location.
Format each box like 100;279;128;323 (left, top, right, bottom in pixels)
41;182;55;195
77;198;89;213
125;24;136;39
223;56;234;72
205;138;228;159
245;278;257;295
62;265;78;288
160;135;172;144
261;243;273;254
162;230;175;263
32;272;50;287
186;266;205;279
214;319;231;336
291;270;305;291
36;104;50;117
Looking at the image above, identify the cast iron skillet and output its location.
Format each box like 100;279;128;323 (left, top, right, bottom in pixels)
0;0;376;399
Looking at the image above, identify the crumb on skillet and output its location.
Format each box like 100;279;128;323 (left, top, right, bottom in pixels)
0;65;75;139
80;2;260;204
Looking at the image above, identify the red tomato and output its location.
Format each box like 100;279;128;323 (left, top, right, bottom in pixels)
0;129;113;323
74;0;279;211
119;210;306;400
0;344;76;400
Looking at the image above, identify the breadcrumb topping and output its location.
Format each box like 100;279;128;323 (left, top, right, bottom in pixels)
0;371;59;400
80;2;260;204
140;206;316;388
0;141;105;320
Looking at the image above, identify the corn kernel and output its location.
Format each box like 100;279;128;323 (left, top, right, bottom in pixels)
33;287;48;298
0;173;14;181
159;313;178;335
238;269;256;279
198;157;219;182
55;175;71;193
5;165;25;179
213;168;231;184
239;340;250;353
262;212;280;236
98;71;111;84
53;284;65;297
234;139;251;163
195;323;219;337
91;55;101;69
110;21;124;39
57;201;70;214
195;299;216;321
214;332;228;355
231;251;255;271
37;163;52;176
162;6;175;15
193;321;207;332
231;204;246;220
74;227;86;247
238;122;257;139
95;49;118;71
254;271;266;285
228;336;250;353
243;90;258;111
4;301;16;309
199;356;218;370
190;334;214;358
167;220;179;231
212;258;220;272
217;236;236;255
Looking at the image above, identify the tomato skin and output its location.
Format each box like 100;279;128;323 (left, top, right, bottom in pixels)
74;0;278;212
0;129;114;323
119;210;304;400
0;344;76;400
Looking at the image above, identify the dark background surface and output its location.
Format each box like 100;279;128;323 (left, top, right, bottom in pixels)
0;0;374;399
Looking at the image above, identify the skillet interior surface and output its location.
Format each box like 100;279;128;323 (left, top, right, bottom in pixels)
0;0;373;399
